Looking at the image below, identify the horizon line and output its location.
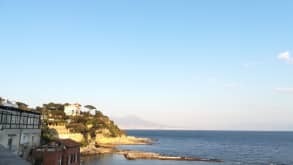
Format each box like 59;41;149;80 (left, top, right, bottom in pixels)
124;129;293;132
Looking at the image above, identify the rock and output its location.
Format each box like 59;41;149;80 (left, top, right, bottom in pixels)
81;137;223;163
80;142;118;156
80;146;118;156
121;150;223;162
81;136;153;156
95;135;153;146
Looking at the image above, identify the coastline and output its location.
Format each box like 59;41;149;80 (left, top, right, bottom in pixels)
49;125;223;163
80;135;152;155
80;136;223;163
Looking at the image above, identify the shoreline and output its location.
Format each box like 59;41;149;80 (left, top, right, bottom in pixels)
80;135;153;155
80;136;223;163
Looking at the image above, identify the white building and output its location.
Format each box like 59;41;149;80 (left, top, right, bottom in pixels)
0;98;18;108
0;105;41;159
89;109;97;116
64;103;81;116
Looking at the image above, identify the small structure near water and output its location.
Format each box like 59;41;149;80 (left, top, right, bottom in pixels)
32;139;80;165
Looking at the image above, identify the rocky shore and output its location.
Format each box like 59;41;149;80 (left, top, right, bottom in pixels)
95;135;153;146
80;135;152;155
80;136;223;163
119;150;223;162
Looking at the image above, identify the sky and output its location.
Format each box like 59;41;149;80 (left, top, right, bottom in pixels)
0;0;293;130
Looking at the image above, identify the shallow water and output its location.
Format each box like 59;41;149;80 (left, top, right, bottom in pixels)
82;130;293;165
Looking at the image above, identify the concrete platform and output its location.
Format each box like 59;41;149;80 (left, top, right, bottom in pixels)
0;145;31;165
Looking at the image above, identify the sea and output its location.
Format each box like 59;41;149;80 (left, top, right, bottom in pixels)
81;130;293;165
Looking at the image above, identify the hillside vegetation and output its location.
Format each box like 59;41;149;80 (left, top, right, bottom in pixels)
36;103;124;146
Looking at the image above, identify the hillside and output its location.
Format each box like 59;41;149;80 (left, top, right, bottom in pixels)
0;99;150;149
38;103;125;146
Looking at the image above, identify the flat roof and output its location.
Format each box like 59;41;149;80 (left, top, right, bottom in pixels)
0;105;40;115
57;139;80;148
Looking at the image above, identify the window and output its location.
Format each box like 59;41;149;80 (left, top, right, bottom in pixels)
21;134;27;144
0;110;40;129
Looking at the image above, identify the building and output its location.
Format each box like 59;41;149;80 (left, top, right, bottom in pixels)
0;105;41;159
89;109;97;116
32;139;80;165
0;98;18;108
64;103;81;116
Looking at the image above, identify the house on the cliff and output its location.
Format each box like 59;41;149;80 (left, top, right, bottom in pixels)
0;105;41;159
64;103;81;116
32;139;80;165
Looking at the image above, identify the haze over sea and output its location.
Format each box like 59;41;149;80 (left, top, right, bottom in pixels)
82;130;293;165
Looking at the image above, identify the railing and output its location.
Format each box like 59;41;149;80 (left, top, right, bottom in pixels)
0;110;41;129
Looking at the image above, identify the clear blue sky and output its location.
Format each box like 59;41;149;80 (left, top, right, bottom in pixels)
1;0;292;130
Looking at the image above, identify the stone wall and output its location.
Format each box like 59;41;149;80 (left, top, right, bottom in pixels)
48;125;84;142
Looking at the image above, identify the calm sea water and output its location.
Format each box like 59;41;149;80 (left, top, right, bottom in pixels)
82;130;293;165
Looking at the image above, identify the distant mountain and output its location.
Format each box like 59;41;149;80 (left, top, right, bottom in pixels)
112;115;171;130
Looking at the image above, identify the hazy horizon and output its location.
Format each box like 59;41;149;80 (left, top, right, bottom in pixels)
1;0;293;130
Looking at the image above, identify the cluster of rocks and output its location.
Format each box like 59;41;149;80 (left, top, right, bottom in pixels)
81;137;223;163
119;150;223;162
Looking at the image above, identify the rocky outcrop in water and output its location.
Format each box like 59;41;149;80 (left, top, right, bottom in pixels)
119;150;223;162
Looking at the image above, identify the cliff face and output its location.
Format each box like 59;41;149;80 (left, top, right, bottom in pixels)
66;111;124;135
38;102;125;145
45;110;125;146
48;125;84;142
48;125;150;146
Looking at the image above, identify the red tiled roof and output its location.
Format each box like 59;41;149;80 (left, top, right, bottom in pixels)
57;139;80;148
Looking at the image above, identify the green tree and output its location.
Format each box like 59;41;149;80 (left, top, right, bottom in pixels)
66;116;90;145
43;103;64;111
39;103;67;125
41;122;57;144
